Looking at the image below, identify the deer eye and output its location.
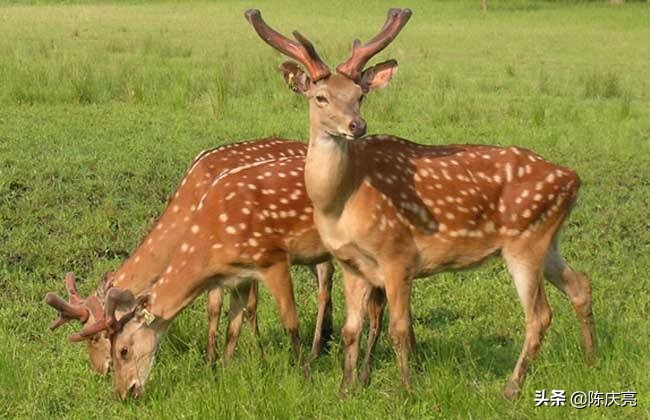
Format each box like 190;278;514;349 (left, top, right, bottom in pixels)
315;95;329;104
120;347;128;359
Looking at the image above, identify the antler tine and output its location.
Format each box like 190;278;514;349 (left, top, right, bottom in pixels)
336;8;412;82
44;292;89;330
245;9;331;81
64;272;83;304
68;287;135;342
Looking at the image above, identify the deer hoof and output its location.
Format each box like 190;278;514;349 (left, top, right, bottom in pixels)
504;381;521;400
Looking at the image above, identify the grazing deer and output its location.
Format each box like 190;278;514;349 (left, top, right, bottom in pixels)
52;150;343;399
45;138;334;376
245;8;596;398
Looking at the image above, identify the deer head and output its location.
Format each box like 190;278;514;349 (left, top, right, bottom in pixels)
60;284;160;399
107;291;162;400
245;8;411;140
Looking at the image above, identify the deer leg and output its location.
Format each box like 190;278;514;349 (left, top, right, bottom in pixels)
309;261;334;359
262;262;303;368
206;286;224;364
223;282;251;363
246;280;265;358
544;240;597;363
360;287;386;387
503;253;552;400
339;269;372;393
384;271;414;391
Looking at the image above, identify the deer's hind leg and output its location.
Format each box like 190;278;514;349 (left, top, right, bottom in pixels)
360;287;386;387
206;286;224;363
502;240;553;400
223;282;253;363
309;261;335;359
261;261;304;367
544;237;596;363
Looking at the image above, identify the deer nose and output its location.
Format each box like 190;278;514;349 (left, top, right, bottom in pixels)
128;382;142;399
349;119;367;138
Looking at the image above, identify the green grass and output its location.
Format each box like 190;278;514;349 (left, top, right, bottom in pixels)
1;0;649;418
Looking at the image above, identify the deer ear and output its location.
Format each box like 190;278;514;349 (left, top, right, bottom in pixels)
279;61;311;95
360;59;398;93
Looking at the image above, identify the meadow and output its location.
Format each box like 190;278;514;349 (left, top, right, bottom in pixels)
0;0;649;418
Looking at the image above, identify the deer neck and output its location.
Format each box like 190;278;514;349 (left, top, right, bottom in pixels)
305;128;357;217
147;265;219;321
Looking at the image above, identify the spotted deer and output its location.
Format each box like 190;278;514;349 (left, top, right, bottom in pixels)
45;138;334;377
245;8;597;398
51;148;345;399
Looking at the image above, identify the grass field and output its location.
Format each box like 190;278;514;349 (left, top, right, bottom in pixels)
1;0;649;418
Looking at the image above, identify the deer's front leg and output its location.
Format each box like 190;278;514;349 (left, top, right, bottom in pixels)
384;267;415;391
340;268;372;393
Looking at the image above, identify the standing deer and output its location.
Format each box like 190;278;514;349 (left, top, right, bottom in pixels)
245;8;596;399
45;138;334;375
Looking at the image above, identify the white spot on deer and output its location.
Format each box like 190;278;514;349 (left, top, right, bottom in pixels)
248;238;258;247
219;214;228;222
172;205;180;213
445;212;456;220
248;184;257;190
239;223;246;230
226;192;236;200
504;163;513;182
181;243;189;252
225;226;237;234
534;193;542;201
484;221;496;233
522;209;532;218
546;173;555;183
191;225;199;234
242;208;251;215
